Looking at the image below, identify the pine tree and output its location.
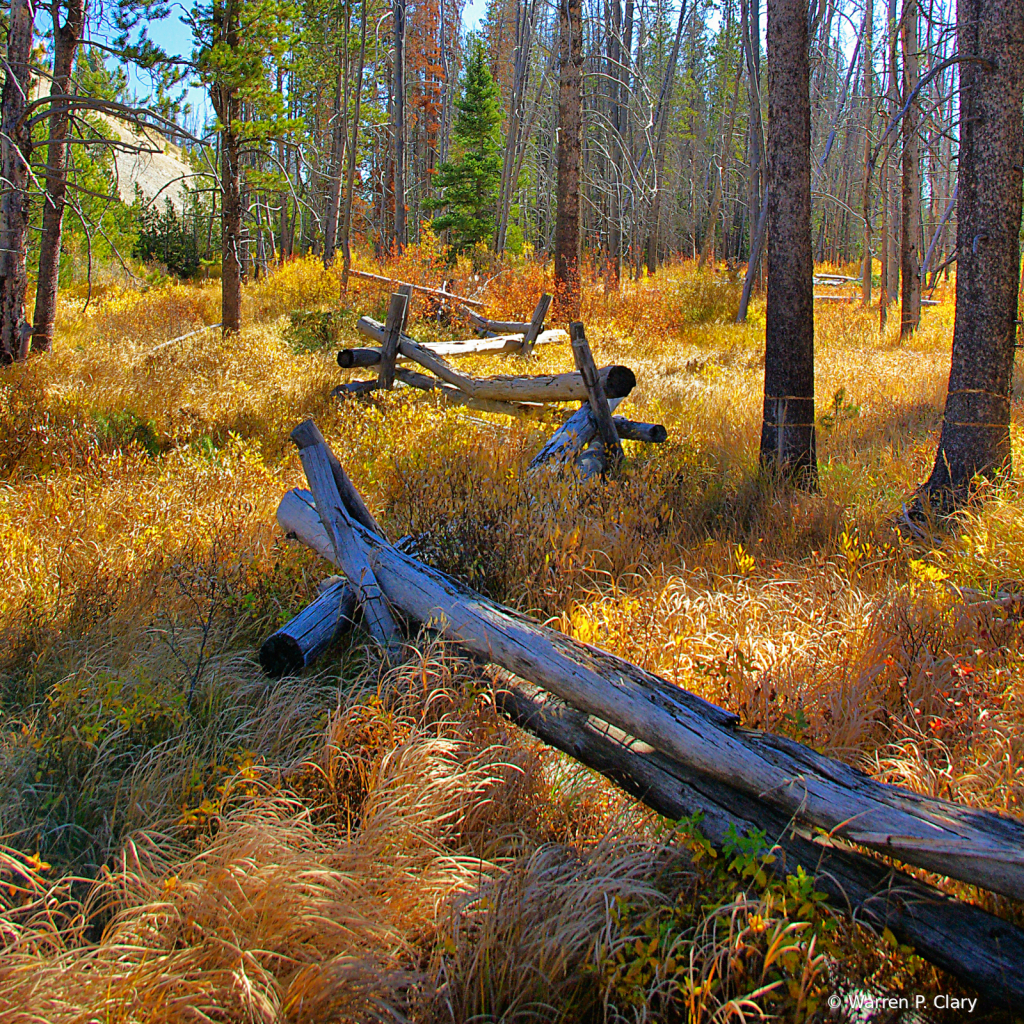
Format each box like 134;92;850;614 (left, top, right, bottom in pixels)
428;40;502;256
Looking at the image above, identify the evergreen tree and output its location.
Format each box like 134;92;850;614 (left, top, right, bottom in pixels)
428;40;502;256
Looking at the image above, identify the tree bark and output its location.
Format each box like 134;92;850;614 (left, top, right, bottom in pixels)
0;0;35;364
392;0;407;251
31;0;86;354
554;0;583;317
900;0;921;337
919;0;1024;508
760;0;817;486
341;0;368;284
861;0;873;307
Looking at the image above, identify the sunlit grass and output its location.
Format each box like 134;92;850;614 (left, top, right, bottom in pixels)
1;251;1020;1019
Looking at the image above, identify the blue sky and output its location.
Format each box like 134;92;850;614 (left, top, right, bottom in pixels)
122;0;490;124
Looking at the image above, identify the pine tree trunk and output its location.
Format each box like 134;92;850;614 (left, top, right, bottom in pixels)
554;0;583;316
919;0;1024;508
341;0;368;283
392;0;407;251
760;0;817;486
31;0;85;354
221;125;243;333
0;0;34;364
323;27;349;269
900;0;921;337
861;0;873;307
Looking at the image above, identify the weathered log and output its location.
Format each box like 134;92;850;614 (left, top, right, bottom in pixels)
290;420;381;535
495;681;1024;1001
259;578;358;676
393;368;551;418
528;399;626;470
277;484;1024;901
464;310;534;334
338;347;386;369
615;420;668;443
378;288;410;390
333;379;380;396
569;322;623;470
355;316;565;359
294;445;399;650
521;293;553;356
348;268;484;307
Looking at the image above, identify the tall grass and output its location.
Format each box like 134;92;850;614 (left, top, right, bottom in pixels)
1;253;1021;1020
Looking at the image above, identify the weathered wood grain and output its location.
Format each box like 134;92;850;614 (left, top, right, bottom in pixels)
495;681;1024;1001
377;288;410;390
277;484;1024;901
259;578;357;676
355;316;565;359
569;322;623;470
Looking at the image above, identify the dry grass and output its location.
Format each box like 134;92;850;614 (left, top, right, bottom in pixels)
1;251;1022;1021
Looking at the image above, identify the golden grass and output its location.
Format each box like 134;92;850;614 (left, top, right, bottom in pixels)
2;252;1022;1020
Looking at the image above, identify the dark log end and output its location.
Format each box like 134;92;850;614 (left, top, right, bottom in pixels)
338;350;355;368
649;424;668;443
604;365;637;399
259;634;304;677
290;419;325;450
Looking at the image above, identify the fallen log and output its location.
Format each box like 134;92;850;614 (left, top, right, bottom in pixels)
495;681;1024;1001
359;317;635;403
528;399;625;469
259;578;358;676
348;268;484;307
338;348;383;369
464;311;534;334
394;368;552;418
615;420;668;443
277;484;1024;901
355;316;565;359
294;444;399;651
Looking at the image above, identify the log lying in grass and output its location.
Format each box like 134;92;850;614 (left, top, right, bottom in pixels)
358;317;634;403
355;316;565;359
294;445;399;651
394;368;551;418
338;348;384;369
277;484;1024;902
495;681;1024;1001
529;400;625;469
348;268;484;307
259;578;358;676
615;420;668;443
464;311;535;334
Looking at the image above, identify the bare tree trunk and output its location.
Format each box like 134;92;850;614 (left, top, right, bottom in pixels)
323;10;350;270
918;0;1024;508
31;0;86;354
900;0;921;336
554;0;583;316
341;0;368;284
0;0;35;364
392;0;407;252
861;0;873;306
221;125;243;333
760;0;817;486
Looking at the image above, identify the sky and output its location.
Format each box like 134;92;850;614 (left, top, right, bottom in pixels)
116;0;490;127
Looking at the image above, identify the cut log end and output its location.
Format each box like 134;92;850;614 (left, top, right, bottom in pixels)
258;634;305;677
603;365;637;399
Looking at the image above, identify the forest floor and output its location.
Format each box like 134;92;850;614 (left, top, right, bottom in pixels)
1;253;1022;1022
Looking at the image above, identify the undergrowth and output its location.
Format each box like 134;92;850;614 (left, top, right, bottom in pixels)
1;251;1021;1021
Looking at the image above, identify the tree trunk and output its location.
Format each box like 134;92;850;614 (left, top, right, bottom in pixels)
392;0;407;251
0;0;35;364
221;124;243;334
919;0;1024;508
861;0;873;307
900;0;921;337
322;19;349;270
760;0;817;486
554;0;583;317
31;0;86;354
341;0;368;283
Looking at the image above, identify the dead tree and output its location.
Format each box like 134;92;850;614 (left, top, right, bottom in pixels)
554;0;583;317
918;0;1024;509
